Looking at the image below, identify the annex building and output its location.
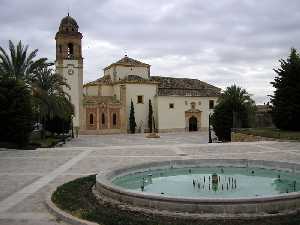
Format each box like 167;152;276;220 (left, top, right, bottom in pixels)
55;15;221;134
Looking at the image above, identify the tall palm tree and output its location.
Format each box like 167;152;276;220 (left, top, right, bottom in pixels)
219;85;256;128
31;66;73;137
220;85;254;107
0;40;47;81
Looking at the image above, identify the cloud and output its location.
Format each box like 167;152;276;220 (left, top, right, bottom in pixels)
1;0;300;103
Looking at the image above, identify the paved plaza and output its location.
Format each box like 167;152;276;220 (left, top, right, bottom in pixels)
0;132;300;224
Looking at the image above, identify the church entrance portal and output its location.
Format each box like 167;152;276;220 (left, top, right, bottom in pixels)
189;116;198;131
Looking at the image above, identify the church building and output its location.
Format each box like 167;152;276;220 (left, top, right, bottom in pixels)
55;15;221;135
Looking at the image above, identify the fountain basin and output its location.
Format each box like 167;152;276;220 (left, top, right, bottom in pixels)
95;159;300;216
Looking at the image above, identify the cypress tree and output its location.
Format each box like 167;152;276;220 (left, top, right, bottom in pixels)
129;99;136;133
271;48;300;130
148;99;153;133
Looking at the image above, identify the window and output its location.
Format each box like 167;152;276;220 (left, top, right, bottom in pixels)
89;114;94;124
67;43;74;58
59;45;62;53
112;113;117;126
101;113;105;125
169;103;174;109
209;100;214;109
137;95;144;104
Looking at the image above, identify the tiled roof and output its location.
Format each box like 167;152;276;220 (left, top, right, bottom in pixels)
84;75;221;97
104;55;150;70
84;75;112;87
150;76;221;97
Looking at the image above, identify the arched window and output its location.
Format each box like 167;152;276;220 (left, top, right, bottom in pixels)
89;114;94;125
67;43;74;58
59;45;62;53
101;113;105;125
112;113;117;126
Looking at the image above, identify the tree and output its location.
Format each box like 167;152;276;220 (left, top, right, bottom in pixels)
270;48;300;131
129;99;137;133
148;99;153;133
0;78;34;147
0;40;47;81
31;66;73;138
211;85;256;142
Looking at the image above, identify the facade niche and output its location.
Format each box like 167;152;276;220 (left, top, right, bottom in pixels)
113;113;117;126
89;114;94;124
101;113;105;125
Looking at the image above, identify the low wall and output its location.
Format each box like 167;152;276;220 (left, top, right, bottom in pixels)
95;159;300;217
231;132;275;142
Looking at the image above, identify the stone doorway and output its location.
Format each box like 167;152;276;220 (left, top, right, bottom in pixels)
189;116;198;131
185;103;201;132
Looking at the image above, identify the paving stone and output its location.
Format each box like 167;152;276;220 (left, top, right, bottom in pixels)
0;133;299;224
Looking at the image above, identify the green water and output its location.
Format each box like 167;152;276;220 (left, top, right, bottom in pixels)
112;167;300;198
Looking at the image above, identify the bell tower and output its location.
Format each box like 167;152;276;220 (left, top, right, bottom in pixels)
55;14;83;131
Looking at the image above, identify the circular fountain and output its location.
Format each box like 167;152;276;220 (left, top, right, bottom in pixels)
95;159;300;221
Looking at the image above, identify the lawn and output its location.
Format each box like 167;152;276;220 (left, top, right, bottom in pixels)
236;128;300;141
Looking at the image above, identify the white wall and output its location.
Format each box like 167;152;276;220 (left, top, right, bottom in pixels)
125;83;157;131
104;67;113;77
101;85;113;96
113;85;120;101
85;86;98;96
56;59;83;127
115;65;149;80
157;96;218;130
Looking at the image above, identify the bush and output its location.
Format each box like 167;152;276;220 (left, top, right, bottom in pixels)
211;102;233;142
0;79;34;147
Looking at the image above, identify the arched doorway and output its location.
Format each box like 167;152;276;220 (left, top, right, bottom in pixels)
189;116;198;131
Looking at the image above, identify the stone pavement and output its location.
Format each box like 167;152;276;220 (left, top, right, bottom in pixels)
0;132;300;225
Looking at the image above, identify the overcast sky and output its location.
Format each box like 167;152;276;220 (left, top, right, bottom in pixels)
1;0;300;104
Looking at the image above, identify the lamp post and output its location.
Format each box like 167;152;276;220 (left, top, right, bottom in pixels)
62;120;66;144
208;113;212;143
71;115;74;138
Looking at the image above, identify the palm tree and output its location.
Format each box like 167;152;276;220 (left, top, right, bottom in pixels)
211;85;256;141
0;40;47;81
31;66;73;138
219;85;256;128
220;85;254;107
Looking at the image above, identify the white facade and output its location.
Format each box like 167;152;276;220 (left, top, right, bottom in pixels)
156;96;218;131
81;56;220;133
125;83;157;132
